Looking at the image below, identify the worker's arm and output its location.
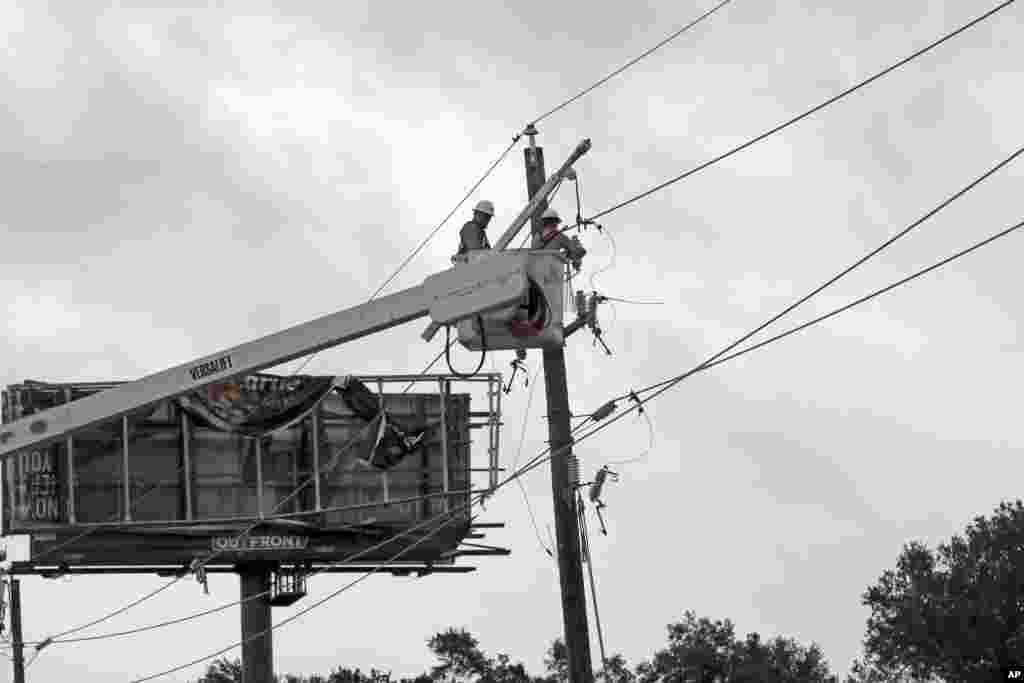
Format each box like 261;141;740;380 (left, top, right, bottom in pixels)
540;231;587;269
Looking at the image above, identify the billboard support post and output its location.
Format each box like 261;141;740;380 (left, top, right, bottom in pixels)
64;387;76;525
122;416;131;521
181;410;193;520
239;564;273;683
311;408;322;512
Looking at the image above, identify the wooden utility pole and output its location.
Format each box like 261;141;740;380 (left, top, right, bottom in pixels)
9;578;26;683
523;124;595;683
239;564;274;683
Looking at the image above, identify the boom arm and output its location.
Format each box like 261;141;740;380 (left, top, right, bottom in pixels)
0;252;532;458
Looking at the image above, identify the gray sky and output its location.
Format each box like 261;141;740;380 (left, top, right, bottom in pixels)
2;1;1023;681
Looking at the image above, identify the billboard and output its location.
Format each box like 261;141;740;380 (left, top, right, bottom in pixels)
1;373;502;571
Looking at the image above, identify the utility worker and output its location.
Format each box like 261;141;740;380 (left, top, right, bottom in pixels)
456;200;495;258
508;207;588;337
536;207;586;270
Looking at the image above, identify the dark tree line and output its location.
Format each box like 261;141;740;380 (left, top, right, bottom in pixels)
195;499;1024;683
193;617;835;683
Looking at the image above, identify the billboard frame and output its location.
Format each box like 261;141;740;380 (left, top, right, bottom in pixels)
1;373;508;575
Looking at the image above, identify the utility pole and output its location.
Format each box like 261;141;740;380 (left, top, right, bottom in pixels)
10;578;25;683
239;564;274;683
523;124;595;683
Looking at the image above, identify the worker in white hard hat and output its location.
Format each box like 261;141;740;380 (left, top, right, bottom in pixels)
456;199;495;257
536;207;586;269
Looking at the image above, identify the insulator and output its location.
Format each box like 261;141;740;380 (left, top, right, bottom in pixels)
591;400;617;422
588;470;605;503
567;455;580;487
588;292;601;327
574;290;587;318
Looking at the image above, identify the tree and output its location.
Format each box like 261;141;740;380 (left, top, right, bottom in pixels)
427;628;492;683
193;658;242;683
543;639;569;683
857;500;1024;681
636;611;835;683
484;652;535;683
638;611;736;682
596;653;637;683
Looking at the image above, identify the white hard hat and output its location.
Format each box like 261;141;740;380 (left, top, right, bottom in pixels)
474;200;495;216
541;207;561;222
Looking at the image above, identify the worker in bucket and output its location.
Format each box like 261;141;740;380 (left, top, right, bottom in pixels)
536;207;586;270
455;200;495;258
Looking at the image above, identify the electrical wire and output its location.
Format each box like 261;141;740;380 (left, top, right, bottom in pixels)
584;142;1024;411
27;461;195;645
587;0;1018;222
577;494;609;675
129;373;657;682
606;409;655;466
129;494;485;683
530;0;735;127
521;216;1024;484
118;363;651;678
400;342;454;394
512;367;544;471
589;224;617;292
602;296;664;306
34;417;381;647
444;318;488;378
29;459;189;564
511;366;552;557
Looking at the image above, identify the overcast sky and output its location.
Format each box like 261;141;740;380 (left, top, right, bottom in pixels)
2;1;1024;681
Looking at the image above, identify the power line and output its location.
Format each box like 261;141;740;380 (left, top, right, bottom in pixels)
697;218;1024;380
30;460;188;564
530;0;735;127
128;496;484;683
524;216;1024;483
127;390;637;682
582;142;1024;412
588;0;1018;221
35;418;380;647
21;490;482;649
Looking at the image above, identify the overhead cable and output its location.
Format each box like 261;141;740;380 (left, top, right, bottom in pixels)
583;143;1024;413
530;0;735;127
37;418;380;646
517;216;1024;483
129;496;484;683
588;1;1018;221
